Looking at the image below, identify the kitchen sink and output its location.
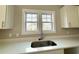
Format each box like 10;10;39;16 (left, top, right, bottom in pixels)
31;40;57;48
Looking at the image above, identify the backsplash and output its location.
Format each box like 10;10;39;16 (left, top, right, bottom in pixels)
0;5;79;39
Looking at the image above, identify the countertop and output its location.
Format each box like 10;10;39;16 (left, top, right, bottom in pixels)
0;37;79;54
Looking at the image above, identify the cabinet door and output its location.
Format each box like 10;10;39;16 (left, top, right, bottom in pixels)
5;5;14;29
60;6;79;28
60;6;69;28
0;5;6;29
66;6;79;28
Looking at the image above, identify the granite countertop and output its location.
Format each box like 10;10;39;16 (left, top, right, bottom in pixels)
0;37;79;54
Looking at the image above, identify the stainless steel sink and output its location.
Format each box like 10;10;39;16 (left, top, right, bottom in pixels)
31;40;57;48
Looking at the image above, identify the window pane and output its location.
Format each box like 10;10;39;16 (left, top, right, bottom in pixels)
27;18;32;21
26;18;37;22
42;14;52;22
27;14;32;18
42;19;51;22
26;13;37;22
42;23;52;31
42;19;47;22
26;23;37;31
32;14;37;18
47;15;51;18
32;18;37;22
42;15;47;19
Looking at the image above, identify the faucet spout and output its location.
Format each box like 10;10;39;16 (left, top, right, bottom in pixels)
38;32;44;41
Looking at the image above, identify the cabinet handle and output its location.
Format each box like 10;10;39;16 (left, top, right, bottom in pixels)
2;21;5;28
69;22;71;27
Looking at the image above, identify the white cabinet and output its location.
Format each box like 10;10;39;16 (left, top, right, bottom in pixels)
0;5;14;29
60;6;79;28
64;47;79;54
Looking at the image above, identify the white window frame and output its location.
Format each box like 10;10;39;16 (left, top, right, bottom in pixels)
22;9;56;35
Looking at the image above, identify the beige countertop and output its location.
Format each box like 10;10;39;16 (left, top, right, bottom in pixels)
0;36;79;54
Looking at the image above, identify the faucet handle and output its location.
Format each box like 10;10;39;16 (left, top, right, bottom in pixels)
38;38;42;40
38;37;43;41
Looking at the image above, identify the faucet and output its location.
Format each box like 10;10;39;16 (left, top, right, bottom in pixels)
38;29;44;41
38;33;43;40
38;19;44;41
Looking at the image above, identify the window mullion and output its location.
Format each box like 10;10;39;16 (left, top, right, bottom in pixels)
38;13;41;34
51;14;53;31
42;22;52;23
40;13;43;38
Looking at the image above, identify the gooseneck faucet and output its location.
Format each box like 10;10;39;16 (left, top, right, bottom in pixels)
38;23;44;41
38;16;44;41
38;31;43;40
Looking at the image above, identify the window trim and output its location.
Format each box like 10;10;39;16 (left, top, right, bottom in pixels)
42;13;53;31
22;9;56;35
25;13;38;32
22;9;39;35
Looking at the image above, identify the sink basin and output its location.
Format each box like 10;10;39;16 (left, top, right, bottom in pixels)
31;40;57;48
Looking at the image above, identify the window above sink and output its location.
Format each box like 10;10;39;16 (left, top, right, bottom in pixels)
22;9;56;35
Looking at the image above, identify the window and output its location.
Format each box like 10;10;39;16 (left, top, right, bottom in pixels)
42;14;52;31
25;13;38;31
22;9;56;35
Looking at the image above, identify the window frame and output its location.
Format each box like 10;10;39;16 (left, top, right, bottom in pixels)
22;9;56;35
25;13;38;32
41;13;53;31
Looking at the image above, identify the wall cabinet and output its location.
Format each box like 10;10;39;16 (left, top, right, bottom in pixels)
60;6;79;28
0;5;14;29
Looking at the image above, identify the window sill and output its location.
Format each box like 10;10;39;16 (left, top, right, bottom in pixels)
21;31;39;35
21;31;56;35
43;30;56;33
